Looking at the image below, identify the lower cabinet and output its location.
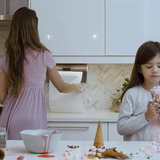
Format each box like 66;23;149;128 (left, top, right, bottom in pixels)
47;121;123;141
108;122;123;141
47;122;107;141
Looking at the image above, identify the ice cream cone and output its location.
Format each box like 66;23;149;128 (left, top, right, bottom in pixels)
93;120;104;146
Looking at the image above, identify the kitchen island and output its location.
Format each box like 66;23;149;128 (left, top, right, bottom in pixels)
3;140;160;160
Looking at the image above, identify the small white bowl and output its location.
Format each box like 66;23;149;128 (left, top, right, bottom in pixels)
20;129;63;153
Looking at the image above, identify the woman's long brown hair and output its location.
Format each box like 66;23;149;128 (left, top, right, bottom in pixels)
121;41;160;101
5;7;50;97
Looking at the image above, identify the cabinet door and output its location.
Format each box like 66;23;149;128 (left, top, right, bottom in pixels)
9;0;28;15
108;123;123;141
0;0;5;15
30;0;105;56
106;0;160;56
48;122;107;141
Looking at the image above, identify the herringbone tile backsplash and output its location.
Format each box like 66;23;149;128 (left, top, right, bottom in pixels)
0;28;133;111
80;64;133;110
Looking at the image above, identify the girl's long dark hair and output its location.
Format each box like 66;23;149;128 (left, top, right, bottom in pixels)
121;41;160;100
5;7;50;97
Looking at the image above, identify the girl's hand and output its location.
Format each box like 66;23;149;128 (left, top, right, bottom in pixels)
145;101;158;121
155;103;160;118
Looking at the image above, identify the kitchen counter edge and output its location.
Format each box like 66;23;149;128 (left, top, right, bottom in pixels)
47;110;119;122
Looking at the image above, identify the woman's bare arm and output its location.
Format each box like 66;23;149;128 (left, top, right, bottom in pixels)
0;72;8;104
47;66;82;93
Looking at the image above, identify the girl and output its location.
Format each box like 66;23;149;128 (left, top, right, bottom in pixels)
0;7;82;140
117;41;160;141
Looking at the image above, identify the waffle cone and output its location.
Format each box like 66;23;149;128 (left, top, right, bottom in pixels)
93;121;104;146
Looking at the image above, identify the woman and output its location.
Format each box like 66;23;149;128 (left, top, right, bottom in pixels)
0;7;82;140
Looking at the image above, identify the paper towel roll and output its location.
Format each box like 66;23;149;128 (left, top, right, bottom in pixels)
49;71;85;113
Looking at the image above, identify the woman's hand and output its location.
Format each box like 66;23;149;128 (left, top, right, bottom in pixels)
145;101;158;121
48;66;83;93
73;83;83;93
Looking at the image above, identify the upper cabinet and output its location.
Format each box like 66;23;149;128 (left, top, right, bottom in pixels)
30;0;105;57
0;0;6;15
106;0;160;56
8;0;28;15
29;0;160;64
0;0;28;15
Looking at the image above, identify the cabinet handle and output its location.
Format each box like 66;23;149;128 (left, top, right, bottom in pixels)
48;126;89;129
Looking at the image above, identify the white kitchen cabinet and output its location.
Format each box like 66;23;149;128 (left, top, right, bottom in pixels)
47;121;123;141
47;122;107;141
30;0;105;57
106;0;160;56
29;0;160;63
108;122;123;141
0;0;6;15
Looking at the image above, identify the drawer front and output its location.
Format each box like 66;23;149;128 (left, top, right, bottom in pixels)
48;122;107;141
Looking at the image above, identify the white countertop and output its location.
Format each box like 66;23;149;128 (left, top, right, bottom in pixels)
47;110;119;122
3;140;160;160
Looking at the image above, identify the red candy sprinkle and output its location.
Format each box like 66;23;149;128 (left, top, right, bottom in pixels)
17;156;25;160
37;155;55;158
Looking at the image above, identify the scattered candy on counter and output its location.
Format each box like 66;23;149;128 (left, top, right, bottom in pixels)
67;145;79;149
84;153;88;157
64;156;69;160
17;156;26;160
62;143;160;160
96;152;102;157
81;155;87;160
157;146;160;152
63;152;68;157
145;150;149;156
68;150;72;155
89;147;95;152
140;143;160;154
95;146;105;149
73;154;78;158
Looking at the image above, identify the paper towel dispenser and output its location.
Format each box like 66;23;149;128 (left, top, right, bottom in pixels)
49;71;85;113
56;64;88;83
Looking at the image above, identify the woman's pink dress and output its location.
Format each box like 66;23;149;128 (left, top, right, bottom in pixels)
0;49;56;140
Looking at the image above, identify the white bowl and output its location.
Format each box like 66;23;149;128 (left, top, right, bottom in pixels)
20;129;63;153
